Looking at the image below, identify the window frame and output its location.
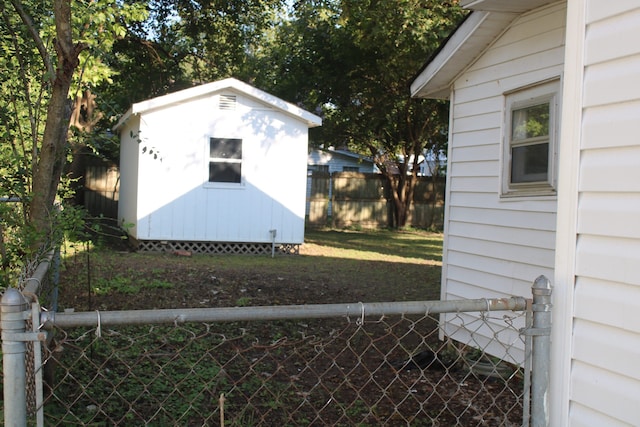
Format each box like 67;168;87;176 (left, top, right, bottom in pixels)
501;79;560;198
205;137;244;188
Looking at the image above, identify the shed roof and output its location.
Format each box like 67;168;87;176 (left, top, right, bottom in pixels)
410;0;560;99
114;77;322;130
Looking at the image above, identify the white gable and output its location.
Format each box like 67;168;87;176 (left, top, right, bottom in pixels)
114;78;321;131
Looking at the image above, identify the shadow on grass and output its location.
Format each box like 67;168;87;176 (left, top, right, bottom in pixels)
304;229;443;263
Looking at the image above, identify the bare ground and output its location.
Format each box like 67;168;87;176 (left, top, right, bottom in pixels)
49;232;524;426
57;235;443;312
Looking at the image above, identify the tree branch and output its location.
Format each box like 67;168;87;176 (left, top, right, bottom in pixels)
9;0;55;83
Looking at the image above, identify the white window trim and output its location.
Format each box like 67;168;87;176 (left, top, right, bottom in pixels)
501;79;560;198
203;136;245;189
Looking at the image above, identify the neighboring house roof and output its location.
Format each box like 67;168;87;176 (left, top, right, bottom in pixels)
114;77;322;131
308;148;377;172
410;0;559;99
322;148;373;162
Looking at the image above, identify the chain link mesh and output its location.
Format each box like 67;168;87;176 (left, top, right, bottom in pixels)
37;310;528;426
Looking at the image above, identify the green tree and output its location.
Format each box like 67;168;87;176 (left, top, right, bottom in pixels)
0;0;146;280
0;0;287;280
97;0;286;116
262;0;465;228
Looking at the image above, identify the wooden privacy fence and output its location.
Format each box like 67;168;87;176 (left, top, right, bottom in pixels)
84;162;119;218
307;171;445;229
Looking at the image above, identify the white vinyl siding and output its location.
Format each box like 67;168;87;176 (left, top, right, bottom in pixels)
440;3;565;355
567;2;640;425
444;3;565;300
414;1;640;423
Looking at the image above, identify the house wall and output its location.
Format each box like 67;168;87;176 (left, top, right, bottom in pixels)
444;2;565;300
557;2;640;425
441;2;566;356
128;90;308;244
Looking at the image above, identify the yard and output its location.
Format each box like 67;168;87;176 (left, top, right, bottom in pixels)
58;228;444;312
43;229;525;426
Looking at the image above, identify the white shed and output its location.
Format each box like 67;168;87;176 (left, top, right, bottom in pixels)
114;78;321;254
412;1;640;425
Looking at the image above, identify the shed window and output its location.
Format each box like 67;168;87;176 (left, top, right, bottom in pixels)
502;80;559;197
208;138;242;184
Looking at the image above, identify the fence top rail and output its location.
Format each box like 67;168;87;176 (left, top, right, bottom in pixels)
21;249;55;295
41;297;528;329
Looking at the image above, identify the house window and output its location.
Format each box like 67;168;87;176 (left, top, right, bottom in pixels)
343;166;359;172
208;138;242;184
502;80;559;196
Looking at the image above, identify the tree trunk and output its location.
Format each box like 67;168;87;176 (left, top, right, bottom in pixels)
29;82;74;249
386;172;418;229
20;0;85;254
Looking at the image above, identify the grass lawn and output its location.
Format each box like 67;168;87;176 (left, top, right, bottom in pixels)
58;228;444;311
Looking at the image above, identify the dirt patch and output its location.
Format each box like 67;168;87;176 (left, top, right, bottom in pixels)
50;233;523;426
58;243;442;312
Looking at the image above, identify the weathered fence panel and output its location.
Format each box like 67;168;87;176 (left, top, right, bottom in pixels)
307;172;331;226
332;172;389;228
307;172;445;229
408;177;446;229
84;163;119;218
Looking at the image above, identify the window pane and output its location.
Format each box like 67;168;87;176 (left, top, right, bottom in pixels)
512;103;549;141
511;143;549;183
210;138;242;159
209;162;241;183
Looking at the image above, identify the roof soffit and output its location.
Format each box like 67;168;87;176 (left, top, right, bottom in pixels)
461;0;558;13
411;0;563;99
410;11;517;99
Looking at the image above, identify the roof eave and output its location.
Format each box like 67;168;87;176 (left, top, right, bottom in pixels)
411;10;518;99
325;148;374;163
460;0;558;13
112;106;133;132
114;78;322;130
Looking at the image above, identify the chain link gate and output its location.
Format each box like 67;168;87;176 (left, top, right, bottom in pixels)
3;276;551;426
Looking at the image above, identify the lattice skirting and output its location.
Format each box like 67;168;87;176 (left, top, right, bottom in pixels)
135;240;300;255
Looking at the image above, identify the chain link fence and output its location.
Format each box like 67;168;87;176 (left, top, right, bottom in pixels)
3;286;552;426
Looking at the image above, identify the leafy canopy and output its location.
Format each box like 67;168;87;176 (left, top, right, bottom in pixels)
0;0;146;284
256;0;465;226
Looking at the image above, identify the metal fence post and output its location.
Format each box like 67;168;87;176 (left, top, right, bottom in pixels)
2;287;29;427
531;275;552;427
